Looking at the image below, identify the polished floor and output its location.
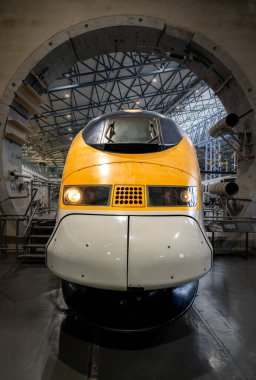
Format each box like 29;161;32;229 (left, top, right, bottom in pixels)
0;255;256;380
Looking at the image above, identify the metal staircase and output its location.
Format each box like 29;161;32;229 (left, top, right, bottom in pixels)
19;218;55;262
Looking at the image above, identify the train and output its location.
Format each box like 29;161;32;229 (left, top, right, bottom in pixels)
46;110;212;330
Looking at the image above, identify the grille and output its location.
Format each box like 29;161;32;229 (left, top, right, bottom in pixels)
112;185;145;207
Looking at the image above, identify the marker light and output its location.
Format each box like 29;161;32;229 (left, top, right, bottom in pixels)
64;187;82;204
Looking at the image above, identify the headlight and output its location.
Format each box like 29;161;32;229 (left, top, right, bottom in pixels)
147;186;197;207
180;189;192;203
64;187;82;204
63;185;111;206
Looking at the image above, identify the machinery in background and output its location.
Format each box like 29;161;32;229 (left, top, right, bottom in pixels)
202;176;242;217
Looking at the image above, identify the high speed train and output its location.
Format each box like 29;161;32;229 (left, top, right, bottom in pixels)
46;110;212;330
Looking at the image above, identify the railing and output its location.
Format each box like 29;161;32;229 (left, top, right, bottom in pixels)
204;216;256;257
24;188;38;216
23;204;39;237
0;215;28;257
0;201;57;259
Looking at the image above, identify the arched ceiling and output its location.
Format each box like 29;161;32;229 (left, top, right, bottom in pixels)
24;51;228;175
1;14;254;216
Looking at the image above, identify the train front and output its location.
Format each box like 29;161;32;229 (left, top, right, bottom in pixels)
46;110;212;330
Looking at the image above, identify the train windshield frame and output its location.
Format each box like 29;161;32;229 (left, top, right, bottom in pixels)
102;116;161;144
82;113;183;153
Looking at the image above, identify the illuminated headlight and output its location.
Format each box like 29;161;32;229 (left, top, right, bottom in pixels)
180;189;193;203
63;186;111;206
64;187;82;204
147;186;197;207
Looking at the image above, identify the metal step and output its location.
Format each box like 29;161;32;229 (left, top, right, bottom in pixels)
31;225;55;230
18;253;45;260
23;243;46;249
31;218;55;222
29;235;51;239
32;221;55;226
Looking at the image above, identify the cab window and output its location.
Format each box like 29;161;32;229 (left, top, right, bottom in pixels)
102;116;160;144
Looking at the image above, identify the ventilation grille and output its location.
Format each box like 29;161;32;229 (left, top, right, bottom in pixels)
112;185;145;207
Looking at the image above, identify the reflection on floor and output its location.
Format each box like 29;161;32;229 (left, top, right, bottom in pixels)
0;256;255;380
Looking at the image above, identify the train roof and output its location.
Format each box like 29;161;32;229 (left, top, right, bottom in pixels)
86;109;176;125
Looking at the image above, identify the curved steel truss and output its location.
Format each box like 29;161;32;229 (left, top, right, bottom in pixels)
24;51;233;178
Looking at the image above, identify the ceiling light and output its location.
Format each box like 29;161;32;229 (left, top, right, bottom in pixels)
67;114;71;119
65;93;70;98
195;89;200;93
152;78;157;83
68;127;72;131
136;100;140;105
64;72;71;78
69;137;73;140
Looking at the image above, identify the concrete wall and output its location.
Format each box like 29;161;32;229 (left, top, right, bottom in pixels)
0;0;255;98
0;0;255;215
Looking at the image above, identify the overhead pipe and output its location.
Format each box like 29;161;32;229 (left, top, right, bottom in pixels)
209;113;239;138
208;181;239;197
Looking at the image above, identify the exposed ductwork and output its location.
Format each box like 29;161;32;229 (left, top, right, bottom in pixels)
208;181;239;197
209;113;239;138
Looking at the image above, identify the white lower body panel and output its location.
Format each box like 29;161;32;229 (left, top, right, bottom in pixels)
47;215;128;290
47;214;212;290
128;216;212;289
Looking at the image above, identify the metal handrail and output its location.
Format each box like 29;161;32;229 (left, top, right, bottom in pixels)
0;215;28;256
24;188;38;216
23;203;39;237
204;216;256;221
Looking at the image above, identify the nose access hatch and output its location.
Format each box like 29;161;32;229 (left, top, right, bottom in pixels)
112;185;145;207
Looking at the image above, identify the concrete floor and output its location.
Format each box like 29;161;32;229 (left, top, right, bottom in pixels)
0;256;256;380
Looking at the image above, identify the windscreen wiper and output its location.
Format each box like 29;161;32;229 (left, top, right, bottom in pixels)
104;121;115;143
146;121;159;143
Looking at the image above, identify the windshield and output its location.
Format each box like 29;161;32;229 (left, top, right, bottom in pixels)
102;116;159;144
82;112;183;153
